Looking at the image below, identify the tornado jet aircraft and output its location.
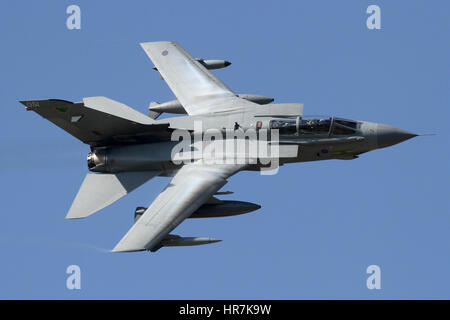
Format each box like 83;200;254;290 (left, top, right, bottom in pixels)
19;41;418;253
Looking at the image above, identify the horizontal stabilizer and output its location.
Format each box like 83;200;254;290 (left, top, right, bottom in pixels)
66;171;160;219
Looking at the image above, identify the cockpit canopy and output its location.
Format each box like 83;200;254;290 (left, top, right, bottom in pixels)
269;117;358;136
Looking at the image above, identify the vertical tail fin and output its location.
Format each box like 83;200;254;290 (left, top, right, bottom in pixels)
19;97;165;146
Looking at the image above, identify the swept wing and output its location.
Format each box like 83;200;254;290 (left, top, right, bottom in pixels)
140;41;256;115
112;162;246;252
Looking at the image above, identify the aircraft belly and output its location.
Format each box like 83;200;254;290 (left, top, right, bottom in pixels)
105;142;178;172
282;141;366;163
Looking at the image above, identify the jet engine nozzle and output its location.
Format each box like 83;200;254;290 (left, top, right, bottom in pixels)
87;149;107;172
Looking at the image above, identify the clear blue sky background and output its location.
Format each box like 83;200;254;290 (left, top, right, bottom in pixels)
1;1;449;299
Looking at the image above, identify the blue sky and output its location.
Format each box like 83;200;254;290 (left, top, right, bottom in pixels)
1;0;449;299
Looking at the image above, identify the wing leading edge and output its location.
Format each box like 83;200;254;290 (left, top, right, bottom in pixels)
112;162;246;252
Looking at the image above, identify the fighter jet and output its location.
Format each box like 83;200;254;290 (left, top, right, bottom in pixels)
19;41;418;253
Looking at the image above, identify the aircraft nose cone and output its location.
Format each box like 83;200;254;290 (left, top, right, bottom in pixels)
377;124;417;148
